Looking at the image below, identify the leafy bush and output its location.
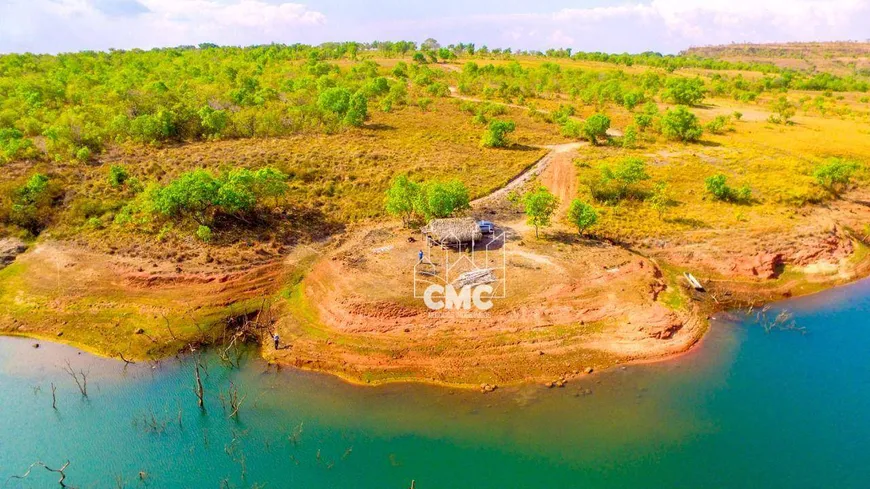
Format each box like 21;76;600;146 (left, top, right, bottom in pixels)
108;165;129;188
0;173;63;234
560;119;582;138
0;128;36;163
769;96;796;124
594;157;651;202
705;174;751;203
481;119;516;148
813;158;859;194
705;115;730;134
662;77;706;106
413;180;470;220
634;102;659;132
582;113;611;145
196;225;213;243
567;199;598;235
622;125;638;148
660;106;703;142
145;167;288;228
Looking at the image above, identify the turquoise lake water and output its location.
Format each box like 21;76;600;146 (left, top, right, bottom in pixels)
2;278;870;488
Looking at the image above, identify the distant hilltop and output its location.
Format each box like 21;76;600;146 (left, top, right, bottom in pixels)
683;42;870;75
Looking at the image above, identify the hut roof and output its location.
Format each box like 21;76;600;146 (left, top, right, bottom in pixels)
423;217;482;244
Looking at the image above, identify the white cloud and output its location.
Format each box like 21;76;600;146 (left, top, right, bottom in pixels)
0;0;326;53
403;0;870;53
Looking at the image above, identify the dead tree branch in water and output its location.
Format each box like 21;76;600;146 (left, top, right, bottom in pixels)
219;382;247;419
8;460;75;488
51;382;57;409
193;355;205;409
62;361;89;398
755;306;806;334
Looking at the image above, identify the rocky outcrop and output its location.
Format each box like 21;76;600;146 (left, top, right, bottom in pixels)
0;238;27;270
730;252;784;279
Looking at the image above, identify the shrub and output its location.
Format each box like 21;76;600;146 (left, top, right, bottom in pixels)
560;119;582;138
1;173;62;234
108;165;129;188
146;167;287;228
417;97;433;112
595;157;651;201
660;106;703;142
662;77;706;106
634;102;659;132
769;96;796;124
344;92;368;127
705;174;751;203
75;146;91;162
649;182;672;219
0;128;36;163
705;115;729;134
622;125;638;149
196;225;213;243
481;119;516;148
567;199;598;235
413;179;470;220
582;113;611;145
814;158;859;194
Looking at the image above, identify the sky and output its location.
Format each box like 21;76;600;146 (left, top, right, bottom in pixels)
1;0;869;55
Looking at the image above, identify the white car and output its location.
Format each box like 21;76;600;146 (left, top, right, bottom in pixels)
477;220;495;234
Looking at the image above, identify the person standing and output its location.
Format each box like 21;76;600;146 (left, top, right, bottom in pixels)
273;333;280;350
418;249;424;262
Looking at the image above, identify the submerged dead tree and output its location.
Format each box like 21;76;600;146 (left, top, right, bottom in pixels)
193;355;205;409
9;460;74;488
62;361;89;398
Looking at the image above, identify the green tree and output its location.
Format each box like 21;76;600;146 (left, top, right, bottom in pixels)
634;102;659;131
198;106;229;138
147;167;287;227
414;180;470;220
523;186;559;238
317;87;352;117
770;96;796;124
567;199;598;235
481;119;516;148
602;157;650;199
344;92;368;127
662;77;706;106
384;174;420;226
660;106;703;142
582;113;611;145
622;125;638;149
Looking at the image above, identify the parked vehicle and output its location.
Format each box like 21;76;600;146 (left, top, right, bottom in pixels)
477;220;495;234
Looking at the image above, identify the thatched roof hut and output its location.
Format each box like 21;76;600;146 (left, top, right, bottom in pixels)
423;217;482;245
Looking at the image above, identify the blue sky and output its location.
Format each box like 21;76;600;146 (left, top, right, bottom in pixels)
2;0;869;54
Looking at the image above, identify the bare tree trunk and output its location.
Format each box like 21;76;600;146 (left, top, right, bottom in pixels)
194;356;205;409
62;361;88;398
